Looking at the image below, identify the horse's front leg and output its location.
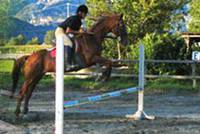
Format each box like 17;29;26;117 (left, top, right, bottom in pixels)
92;56;112;82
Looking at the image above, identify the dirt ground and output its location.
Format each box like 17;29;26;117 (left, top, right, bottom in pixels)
1;86;200;134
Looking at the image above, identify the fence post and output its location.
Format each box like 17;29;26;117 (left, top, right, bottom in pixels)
117;42;121;60
192;63;196;88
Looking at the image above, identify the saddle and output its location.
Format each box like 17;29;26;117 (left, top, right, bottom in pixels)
48;39;79;59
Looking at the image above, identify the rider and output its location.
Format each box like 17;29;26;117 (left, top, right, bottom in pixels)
55;4;88;71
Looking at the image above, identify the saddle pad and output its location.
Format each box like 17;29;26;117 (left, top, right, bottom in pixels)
48;47;56;58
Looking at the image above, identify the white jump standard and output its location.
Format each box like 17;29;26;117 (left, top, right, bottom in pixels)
126;44;155;120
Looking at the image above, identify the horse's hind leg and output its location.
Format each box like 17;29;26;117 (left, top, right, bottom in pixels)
23;74;44;115
23;87;34;115
15;79;32;117
92;56;112;82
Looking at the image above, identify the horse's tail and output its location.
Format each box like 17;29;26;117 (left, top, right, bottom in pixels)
11;55;29;96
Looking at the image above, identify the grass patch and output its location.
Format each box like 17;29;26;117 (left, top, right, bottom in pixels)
63;77;137;91
0;60;14;72
0;72;199;93
0;45;51;54
0;72;13;89
146;78;200;92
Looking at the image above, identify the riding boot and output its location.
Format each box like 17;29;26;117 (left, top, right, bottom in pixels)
66;46;73;65
65;46;78;71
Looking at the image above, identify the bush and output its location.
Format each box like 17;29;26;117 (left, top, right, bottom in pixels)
102;39;119;58
5;34;25;46
44;30;55;45
0;38;7;46
126;32;187;75
26;37;39;45
17;34;25;44
6;37;19;46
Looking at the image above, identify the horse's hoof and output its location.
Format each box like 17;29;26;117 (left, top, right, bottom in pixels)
0;90;13;98
15;110;21;118
22;114;29;120
22;113;40;121
95;76;102;82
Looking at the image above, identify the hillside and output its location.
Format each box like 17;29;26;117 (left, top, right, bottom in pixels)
9;17;52;43
12;0;85;42
16;0;85;26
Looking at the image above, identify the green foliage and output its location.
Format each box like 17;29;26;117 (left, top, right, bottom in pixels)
127;33;187;75
188;0;200;32
44;30;55;45
5;34;25;46
0;45;51;54
111;0;189;43
147;78;200;92
6;37;18;46
64;77;137;91
26;37;39;45
102;39;119;58
0;0;28;44
86;0;112;26
0;60;14;73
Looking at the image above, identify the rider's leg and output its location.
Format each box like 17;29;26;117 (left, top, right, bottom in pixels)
65;46;73;65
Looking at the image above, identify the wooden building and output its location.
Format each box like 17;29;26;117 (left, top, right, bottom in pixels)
181;32;200;52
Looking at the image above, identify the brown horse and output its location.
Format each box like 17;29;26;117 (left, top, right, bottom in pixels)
11;13;128;117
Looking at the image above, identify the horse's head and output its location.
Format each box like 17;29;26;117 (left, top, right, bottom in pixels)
89;13;129;46
107;14;129;46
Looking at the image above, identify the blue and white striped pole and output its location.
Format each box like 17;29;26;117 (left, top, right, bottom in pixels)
64;87;140;109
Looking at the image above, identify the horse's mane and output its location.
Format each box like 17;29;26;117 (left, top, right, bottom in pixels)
89;16;107;32
89;12;119;32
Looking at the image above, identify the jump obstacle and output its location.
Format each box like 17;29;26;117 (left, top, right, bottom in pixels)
55;36;154;134
64;87;140;108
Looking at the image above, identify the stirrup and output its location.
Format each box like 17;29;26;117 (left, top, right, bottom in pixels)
65;64;79;72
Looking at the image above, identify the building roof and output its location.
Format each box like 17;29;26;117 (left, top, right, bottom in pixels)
182;32;200;38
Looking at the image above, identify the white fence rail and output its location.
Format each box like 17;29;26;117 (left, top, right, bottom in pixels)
0;54;199;88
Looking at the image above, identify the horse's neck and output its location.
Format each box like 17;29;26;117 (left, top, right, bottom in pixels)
89;22;109;45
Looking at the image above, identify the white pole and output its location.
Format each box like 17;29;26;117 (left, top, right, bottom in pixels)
138;44;144;112
67;3;70;18
126;44;154;120
55;36;64;134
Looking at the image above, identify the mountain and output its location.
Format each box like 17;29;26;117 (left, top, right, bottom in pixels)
13;0;85;42
16;0;85;26
10;17;52;43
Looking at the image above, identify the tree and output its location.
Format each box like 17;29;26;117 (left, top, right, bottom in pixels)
6;34;25;46
0;0;10;44
26;37;39;45
44;30;55;45
188;0;200;32
0;0;27;45
112;0;189;42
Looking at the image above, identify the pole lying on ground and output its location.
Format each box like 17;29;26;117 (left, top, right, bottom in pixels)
55;36;64;134
64;87;140;109
126;44;155;120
